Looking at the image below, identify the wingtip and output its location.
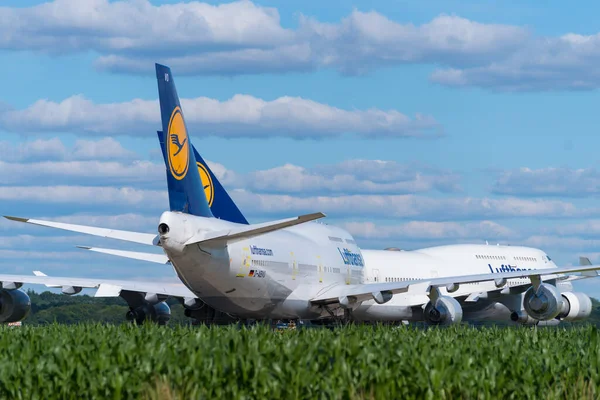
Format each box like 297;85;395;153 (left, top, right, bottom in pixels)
76;246;92;250
4;215;29;222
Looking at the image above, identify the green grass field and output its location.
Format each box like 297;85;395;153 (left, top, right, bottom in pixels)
1;324;599;399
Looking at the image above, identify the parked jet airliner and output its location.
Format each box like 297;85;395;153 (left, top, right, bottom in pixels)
1;64;598;326
154;118;596;326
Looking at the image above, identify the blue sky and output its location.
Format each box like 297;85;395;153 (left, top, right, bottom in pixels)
2;0;600;297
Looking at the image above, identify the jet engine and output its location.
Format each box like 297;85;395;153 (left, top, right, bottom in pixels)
0;289;31;323
125;302;171;325
557;292;592;321
523;284;563;321
424;296;463;325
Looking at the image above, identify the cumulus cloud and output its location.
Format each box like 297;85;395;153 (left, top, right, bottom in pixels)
230;191;596;220
543;220;600;239
430;33;600;91
492;167;600;197
0;181;592;220
343;220;515;240
247;160;460;194
522;235;600;252
0;94;439;138
0;160;164;186
0;1;533;83
0;137;135;162
0;186;167;209
0;1;598;89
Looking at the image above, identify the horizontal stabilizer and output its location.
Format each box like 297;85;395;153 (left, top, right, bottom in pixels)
185;212;326;246
4;216;158;246
77;246;170;265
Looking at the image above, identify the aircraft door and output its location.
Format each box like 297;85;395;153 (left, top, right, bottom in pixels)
317;255;323;283
290;251;298;280
237;246;251;277
372;269;380;283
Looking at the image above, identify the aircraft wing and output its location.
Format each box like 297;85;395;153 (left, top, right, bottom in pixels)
0;273;196;299
310;264;600;306
76;246;170;264
4;216;158;246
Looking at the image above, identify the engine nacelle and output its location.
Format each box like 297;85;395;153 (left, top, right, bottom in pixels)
424;296;463;325
510;310;538;325
126;302;171;325
523;283;563;321
0;289;31;323
557;292;592;321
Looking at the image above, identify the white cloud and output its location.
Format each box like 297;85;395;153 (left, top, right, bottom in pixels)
0;185;167;209
0;94;439;139
0;0;292;54
71;137;136;160
0;182;591;220
0;138;66;162
0;1;598;90
343;220;515;240
430;33;600;91
0;1;530;80
247;160;460;194
0;146;457;196
492;167;600;197
0;137;135;162
543;220;600;239
0;160;163;186
522;235;600;252
230;191;595;220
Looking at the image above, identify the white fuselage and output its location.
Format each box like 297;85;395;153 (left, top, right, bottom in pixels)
158;211;365;319
157;210;568;323
354;245;562;322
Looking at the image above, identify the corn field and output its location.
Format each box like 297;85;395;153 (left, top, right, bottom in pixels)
1;324;599;399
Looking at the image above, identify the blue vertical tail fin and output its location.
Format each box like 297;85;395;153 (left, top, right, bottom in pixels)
157;131;248;224
156;63;213;218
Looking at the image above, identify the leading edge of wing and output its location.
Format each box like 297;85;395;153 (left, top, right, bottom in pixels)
310;264;600;306
0;273;195;299
4;216;158;246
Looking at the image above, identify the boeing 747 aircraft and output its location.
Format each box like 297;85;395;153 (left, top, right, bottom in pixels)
2;64;599;326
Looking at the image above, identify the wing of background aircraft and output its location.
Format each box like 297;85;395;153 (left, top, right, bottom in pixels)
0;272;195;299
309;264;600;307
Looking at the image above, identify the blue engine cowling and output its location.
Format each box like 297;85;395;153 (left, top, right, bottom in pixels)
126;302;171;325
0;289;31;323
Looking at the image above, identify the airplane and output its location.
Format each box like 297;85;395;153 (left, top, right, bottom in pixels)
159;125;596;326
2;63;600;327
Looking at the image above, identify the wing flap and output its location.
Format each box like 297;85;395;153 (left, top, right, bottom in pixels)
4;216;158;246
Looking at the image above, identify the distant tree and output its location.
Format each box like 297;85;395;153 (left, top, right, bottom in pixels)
24;290;189;325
